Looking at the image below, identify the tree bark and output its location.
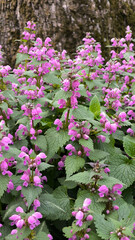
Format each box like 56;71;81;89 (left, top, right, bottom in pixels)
0;0;135;67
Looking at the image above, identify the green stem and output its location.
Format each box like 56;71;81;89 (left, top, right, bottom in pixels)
65;107;70;129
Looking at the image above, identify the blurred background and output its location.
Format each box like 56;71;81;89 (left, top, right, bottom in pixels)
0;0;135;67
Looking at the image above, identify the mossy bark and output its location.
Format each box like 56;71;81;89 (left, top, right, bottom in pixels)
0;0;135;66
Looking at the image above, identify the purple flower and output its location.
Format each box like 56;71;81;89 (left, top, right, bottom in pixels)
83;198;91;210
75;211;84;227
112;184;123;195
54;119;63;131
98;185;109;197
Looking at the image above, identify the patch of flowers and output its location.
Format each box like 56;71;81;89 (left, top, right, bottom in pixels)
0;22;135;239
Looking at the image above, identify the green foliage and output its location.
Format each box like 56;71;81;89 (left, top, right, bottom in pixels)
16;53;30;65
123;135;135;157
72;105;94;120
21;186;42;208
66;171;96;184
43;71;61;85
5;227;31;240
94;214;115;239
45;128;70;160
108;153;135;188
39;186;71;220
88;149;109;161
79;138;94;150
35;231;50;240
31;135;47;152
75;190;105;214
65;156;85;177
89;95;101;117
0;174;9;198
1;21;135;240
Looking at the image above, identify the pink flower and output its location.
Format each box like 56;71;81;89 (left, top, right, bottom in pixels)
54;119;63;131
119;112;126;122
33;176;41;186
28;216;36;224
75;211;84;227
11;229;18;235
113;205;119;210
97;135;106;142
86;215;93;221
98;185;109;197
48;233;53;240
33;199;40;211
104;167;110;173
58;99;66;108
28;212;42;230
16;219;25;229
16;207;24;213
83;198;91;210
62;79;70;91
112;184;123;195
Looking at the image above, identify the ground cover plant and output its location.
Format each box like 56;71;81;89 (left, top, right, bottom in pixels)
0;21;135;240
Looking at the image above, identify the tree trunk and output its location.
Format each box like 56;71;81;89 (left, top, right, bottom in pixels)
0;0;135;67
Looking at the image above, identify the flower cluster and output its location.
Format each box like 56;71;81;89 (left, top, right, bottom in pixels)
69;198;93;240
9;206;42;234
98;184;123;214
0;21;135;240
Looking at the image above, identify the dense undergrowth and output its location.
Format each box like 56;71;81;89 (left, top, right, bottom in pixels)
0;21;135;240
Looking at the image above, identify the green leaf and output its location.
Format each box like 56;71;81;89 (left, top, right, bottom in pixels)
63;226;72;238
75;190;105;214
131;82;135;94
0;174;9;198
123;226;135;238
38;162;53;171
30;58;45;66
36;221;49;235
79;138;94;150
78;84;88;97
45;128;70;161
16;116;28;125
35;232;49;240
53;90;72;101
2;146;20;160
43;71;61;85
108;154;135;188
90;231;102;240
110;233;119;240
66;171;96;184
65;156;85;177
89;95;101;116
3;74;18;84
85;80;95;90
123;135;135;157
5;227;31;240
99;175;124;189
94;213;115;239
72;105;94;120
0;101;8;111
0;225;11;239
21;186;42;208
58;177;77;189
118;203;131;221
89;149;109;161
124;51;135;61
112;130;125;141
31;135;47;152
39;186;71;220
23;70;37;78
16;53;30;65
3;198;26;221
